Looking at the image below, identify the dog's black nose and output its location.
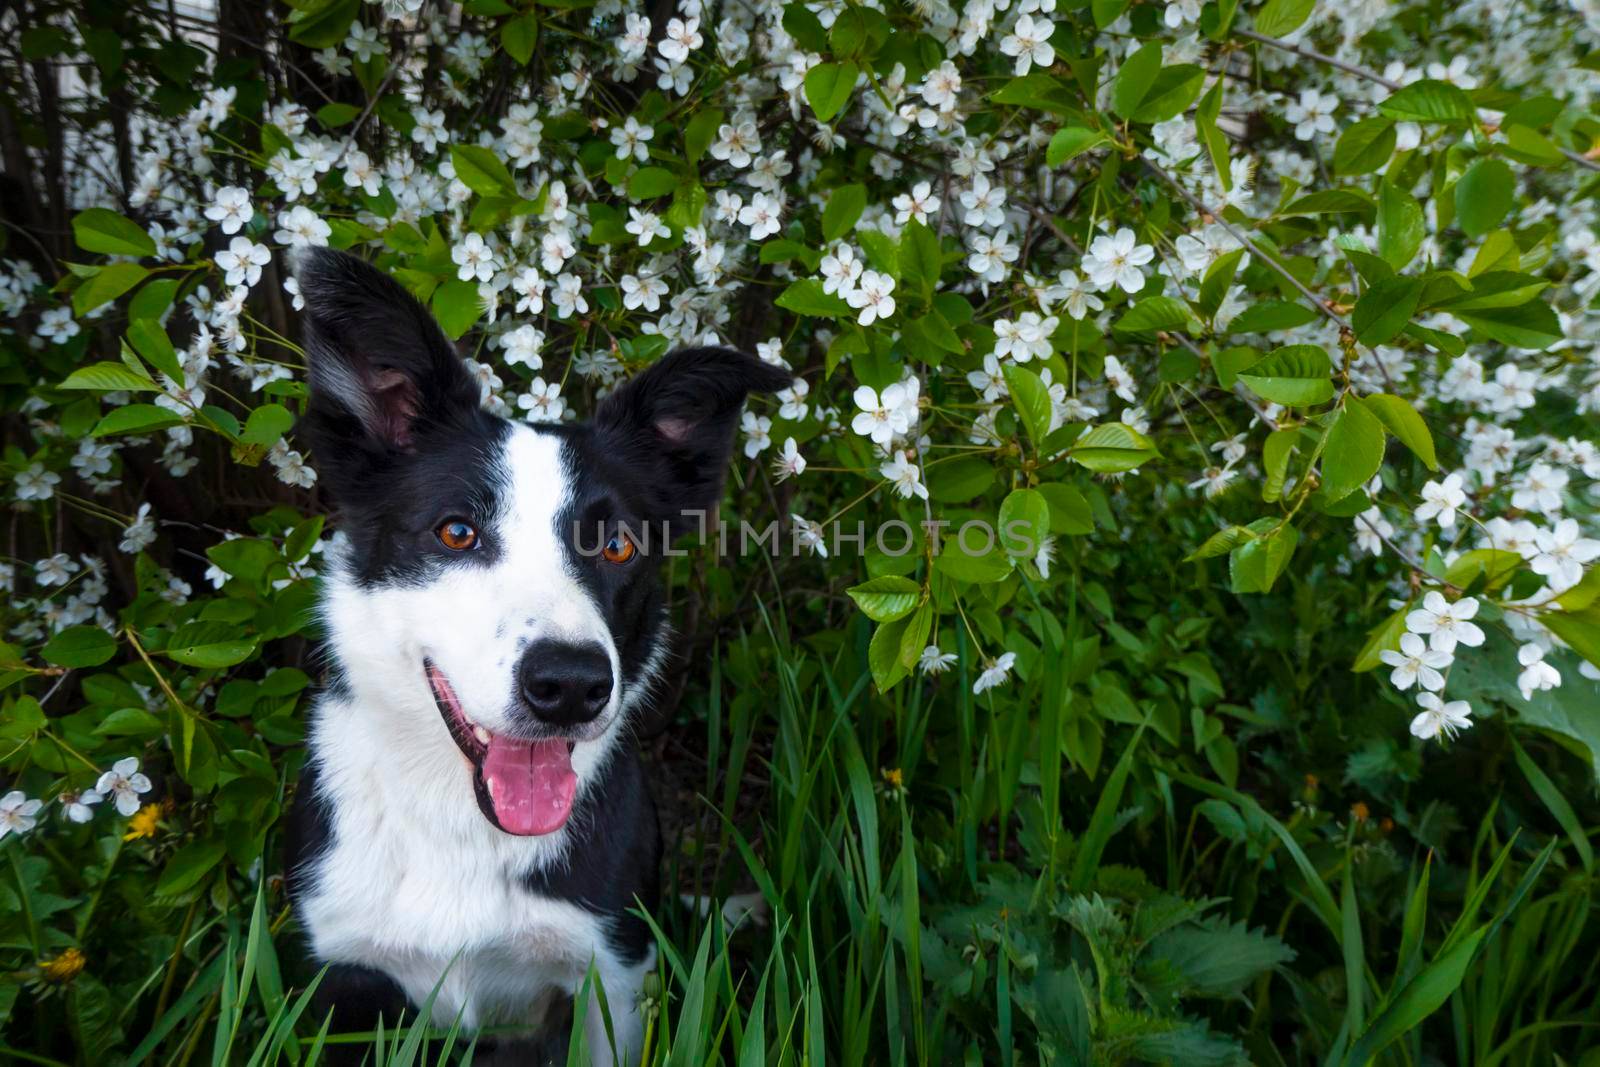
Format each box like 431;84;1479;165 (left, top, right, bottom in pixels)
517;640;613;727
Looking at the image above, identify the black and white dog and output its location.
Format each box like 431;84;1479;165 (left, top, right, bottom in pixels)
284;249;786;1062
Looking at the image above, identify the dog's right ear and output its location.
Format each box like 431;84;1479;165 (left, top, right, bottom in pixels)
294;249;481;487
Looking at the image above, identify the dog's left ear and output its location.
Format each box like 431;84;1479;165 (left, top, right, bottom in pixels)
293;248;483;498
295;248;481;448
594;346;790;528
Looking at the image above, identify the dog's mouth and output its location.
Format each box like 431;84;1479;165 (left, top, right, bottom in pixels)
424;659;577;837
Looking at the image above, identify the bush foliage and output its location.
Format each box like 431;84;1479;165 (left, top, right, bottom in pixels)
1;0;1599;1062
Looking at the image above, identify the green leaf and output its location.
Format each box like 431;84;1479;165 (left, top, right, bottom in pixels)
1068;423;1159;473
1280;189;1376;219
1455;300;1563;350
1541;606;1600;671
781;5;828;51
1212;345;1261;389
93;404;185;437
1150;918;1296;998
167;635;258;669
868;616;911;691
934;536;1014;584
775;279;851;318
315;102;360;127
1359;394;1437;469
42;626;117;669
1261;428;1297;503
822;184;867;242
72;208;156;257
155;839;229;897
1114;295;1194;336
1072;726;1144;882
627;166;678;200
1003;365;1053;447
1253;0;1316;37
128;319;184;381
1196;80;1230;186
1344;928;1489;1066
1111;42;1163;119
858;230;899;278
1454;158;1514;237
287;0;359;48
990;72;1077;114
899;220;943;302
1186;525;1256;562
928;456;994;502
74;263;149;315
1353;604;1409;672
1510;734;1593;872
500;11;538;64
1378;79;1478;125
207;538;283;587
431;279;483;340
898;602;934;672
59;362;156;392
1378;183;1425;269
1502;124;1566;167
1333;116;1397;175
804;61;858;123
1038;483;1094;535
240;404;295;447
1229;524;1298;594
1092;0;1130;26
684;107;723;164
1237;345;1334;406
909;311;962;355
847;576;922;623
758;239;822;271
1351;275;1422;345
1046;127;1109;167
1132;65;1205;124
449;144;517;198
1226;300;1319;334
1320;401;1385;503
999;488;1050;559
128;278;180;323
1437;270;1549;311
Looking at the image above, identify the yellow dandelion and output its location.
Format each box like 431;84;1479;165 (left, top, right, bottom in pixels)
39;948;86;984
123;802;164;841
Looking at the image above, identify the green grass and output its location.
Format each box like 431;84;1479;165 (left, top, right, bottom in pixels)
25;610;1587;1067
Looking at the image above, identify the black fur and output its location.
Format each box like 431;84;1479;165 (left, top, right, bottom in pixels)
283;249;782;1052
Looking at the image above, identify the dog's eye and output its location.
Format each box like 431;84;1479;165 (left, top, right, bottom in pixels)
437;520;479;552
601;532;636;565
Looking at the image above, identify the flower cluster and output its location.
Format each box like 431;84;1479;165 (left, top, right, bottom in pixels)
0;758;151;841
0;0;1596;815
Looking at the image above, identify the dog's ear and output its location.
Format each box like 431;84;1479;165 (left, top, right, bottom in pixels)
294;248;481;486
593;346;789;529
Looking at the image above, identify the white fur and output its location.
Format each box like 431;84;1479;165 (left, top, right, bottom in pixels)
299;425;654;1063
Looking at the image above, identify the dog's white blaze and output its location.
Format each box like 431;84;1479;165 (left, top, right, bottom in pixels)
301;424;649;1062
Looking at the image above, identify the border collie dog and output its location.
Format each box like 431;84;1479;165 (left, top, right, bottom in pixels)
285;249;786;1062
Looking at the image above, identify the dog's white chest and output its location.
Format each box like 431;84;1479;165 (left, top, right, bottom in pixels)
300;783;612;1029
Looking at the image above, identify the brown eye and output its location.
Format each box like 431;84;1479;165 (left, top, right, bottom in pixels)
601;532;636;564
437;520;478;551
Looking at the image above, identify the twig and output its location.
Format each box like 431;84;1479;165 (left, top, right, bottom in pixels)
1235;29;1401;90
1025;204;1081;254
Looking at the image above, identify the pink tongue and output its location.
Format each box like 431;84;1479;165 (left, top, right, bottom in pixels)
481;735;576;836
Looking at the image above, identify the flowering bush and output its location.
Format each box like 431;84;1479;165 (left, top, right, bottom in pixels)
2;0;1599;1061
